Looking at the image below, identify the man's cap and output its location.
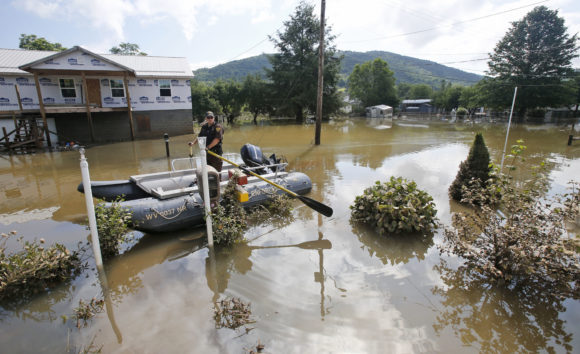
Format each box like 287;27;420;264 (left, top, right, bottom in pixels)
206;111;214;118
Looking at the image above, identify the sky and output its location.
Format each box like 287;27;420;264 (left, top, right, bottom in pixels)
1;0;579;75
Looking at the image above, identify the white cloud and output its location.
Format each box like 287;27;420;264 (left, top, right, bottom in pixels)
13;0;60;18
13;0;275;42
10;0;580;71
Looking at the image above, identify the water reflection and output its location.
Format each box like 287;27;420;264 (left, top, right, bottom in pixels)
0;282;74;323
432;259;574;353
1;119;579;352
105;233;207;302
96;265;122;343
351;222;434;265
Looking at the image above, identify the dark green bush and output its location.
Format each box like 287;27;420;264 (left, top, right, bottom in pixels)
350;176;438;234
94;199;133;259
210;179;248;246
0;232;82;301
449;132;492;202
456;107;468;117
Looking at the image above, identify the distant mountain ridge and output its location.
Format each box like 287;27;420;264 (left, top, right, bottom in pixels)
192;50;483;87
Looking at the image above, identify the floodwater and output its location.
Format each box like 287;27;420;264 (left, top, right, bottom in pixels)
1;117;579;353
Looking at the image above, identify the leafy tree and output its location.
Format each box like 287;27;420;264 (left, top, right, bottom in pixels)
485;6;579;116
241;74;272;124
19;34;66;51
449;133;491;202
458;86;483;117
408;84;433;99
213;80;243;124
190;80;221;122
109;43;147;56
266;1;342;122
397;83;412;100
432;85;464;111
347;58;398;109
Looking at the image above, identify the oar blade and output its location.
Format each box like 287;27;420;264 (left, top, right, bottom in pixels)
298;195;333;217
296;239;332;250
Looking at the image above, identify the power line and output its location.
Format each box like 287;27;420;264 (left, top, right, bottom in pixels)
343;0;549;43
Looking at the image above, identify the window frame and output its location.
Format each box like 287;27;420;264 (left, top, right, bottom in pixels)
109;79;125;98
59;78;77;98
159;79;171;97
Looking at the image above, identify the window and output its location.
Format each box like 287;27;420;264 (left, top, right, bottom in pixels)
110;79;125;98
59;79;76;98
159;79;171;97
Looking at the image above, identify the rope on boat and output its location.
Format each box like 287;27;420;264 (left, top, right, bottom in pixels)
247;175;290;199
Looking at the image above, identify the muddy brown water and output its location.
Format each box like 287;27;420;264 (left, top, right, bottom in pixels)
0;117;579;353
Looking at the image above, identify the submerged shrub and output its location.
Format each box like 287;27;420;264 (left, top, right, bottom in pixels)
442;142;580;297
0;232;82;301
456;107;468;117
214;297;255;330
449;132;492;202
248;193;294;226
74;297;105;328
94;199;133;259
350;176;438;234
210;178;248;246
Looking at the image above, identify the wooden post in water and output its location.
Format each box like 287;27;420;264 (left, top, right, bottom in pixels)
33;73;51;147
123;73;135;141
81;72;96;143
314;0;325;146
14;85;23;112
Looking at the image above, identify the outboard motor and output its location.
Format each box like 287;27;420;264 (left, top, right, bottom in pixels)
196;165;221;204
241;143;270;174
240;143;283;174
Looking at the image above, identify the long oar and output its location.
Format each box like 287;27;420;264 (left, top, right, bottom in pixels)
206;150;333;217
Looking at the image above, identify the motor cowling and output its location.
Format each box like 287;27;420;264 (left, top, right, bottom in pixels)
240;143;282;174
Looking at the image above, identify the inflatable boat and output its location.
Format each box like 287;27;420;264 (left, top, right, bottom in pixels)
78;144;312;233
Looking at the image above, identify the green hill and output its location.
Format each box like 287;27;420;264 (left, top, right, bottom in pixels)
192;50;482;87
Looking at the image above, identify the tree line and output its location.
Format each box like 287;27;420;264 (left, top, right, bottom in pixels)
191;4;579;122
17;4;580;122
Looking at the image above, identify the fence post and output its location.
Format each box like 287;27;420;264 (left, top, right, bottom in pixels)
197;137;213;247
79;148;104;269
164;133;170;157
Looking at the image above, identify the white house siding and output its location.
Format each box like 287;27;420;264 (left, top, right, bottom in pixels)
0;75;37;110
99;77;192;111
0;75;192;111
32;50;125;72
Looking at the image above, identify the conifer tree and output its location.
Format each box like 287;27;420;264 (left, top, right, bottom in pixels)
449;133;491;202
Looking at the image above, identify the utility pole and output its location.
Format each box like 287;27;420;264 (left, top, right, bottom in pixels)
314;0;325;145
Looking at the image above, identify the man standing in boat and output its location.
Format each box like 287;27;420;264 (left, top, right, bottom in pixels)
189;111;224;171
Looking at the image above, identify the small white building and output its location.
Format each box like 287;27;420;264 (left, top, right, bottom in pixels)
0;46;193;144
366;104;393;118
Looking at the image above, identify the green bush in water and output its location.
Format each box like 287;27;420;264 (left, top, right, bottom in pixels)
456;107;468;117
350;176;438;234
0;232;82;301
210;178;248;246
449;132;492;202
94;199;134;259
